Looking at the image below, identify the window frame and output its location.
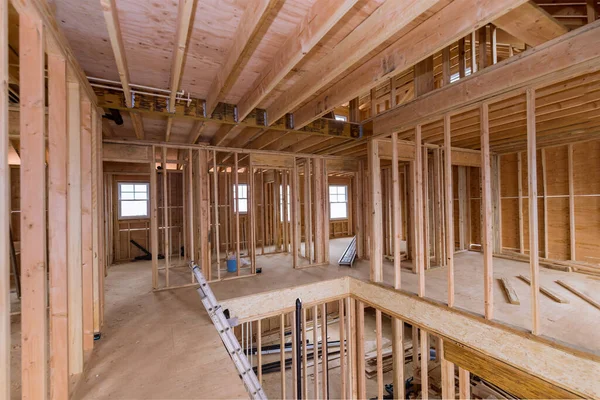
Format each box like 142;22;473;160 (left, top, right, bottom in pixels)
233;183;249;214
117;182;150;220
329;184;348;220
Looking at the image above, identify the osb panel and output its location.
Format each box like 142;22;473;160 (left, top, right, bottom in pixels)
547;197;570;261
469;166;481;245
572;140;600;195
574;196;600;264
544;145;569;196
501;199;519;251
500;153;518;198
519;149;544;195
521;198;545;256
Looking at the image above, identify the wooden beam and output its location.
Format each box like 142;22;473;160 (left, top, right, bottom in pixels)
186;120;205;144
291;0;528;128
444;341;578;399
168;0;195;112
494;2;568;47
130;112;144;140
204;0;279;116
20;9;48;399
587;0;598;23
368;140;382;282
236;0;359;120
0;0;9;396
67;80;83;377
374;20;600;136
270;0;443;126
478;25;488;70
443;115;454;307
165;117;173;142
480;102;493;320
442;47;451;86
100;0;132;107
526;88;540;335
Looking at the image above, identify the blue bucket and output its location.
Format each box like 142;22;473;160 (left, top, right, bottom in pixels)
226;259;237;273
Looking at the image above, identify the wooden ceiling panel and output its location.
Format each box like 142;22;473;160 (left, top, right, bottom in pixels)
53;0;121;81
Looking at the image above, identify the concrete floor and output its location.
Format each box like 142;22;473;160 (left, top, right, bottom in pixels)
8;238;600;399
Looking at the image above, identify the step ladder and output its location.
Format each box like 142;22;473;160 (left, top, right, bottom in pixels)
189;262;267;400
338;236;357;267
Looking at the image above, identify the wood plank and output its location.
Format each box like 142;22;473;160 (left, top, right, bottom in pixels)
420;328;428;400
440;340;455;400
392;318;404;400
444;341;578;399
19;10;48;399
376;309;383;400
526;88;541;335
80;98;94;352
499;277;520;305
0;0;9;395
251;153;294;169
168;0;195;112
67;80;83;377
555;280;600;311
374;20;600;136
100;0;132;107
270;0;442;126
517;275;569;304
102;143;151;163
292;0;528;128
451;148;481;167
458;367;470;400
444;115;454;307
356;301;366;400
130;112;145;140
321;303;328;400
369;140;382;282
281;313;286;399
480;103;494;320
313;305;319;399
47;46;69;400
494;2;568;47
205;0;279;116
236;0;359;120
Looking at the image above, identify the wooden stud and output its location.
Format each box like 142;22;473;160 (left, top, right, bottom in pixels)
470;31;477;73
587;0;598;23
442;46;451;86
411;326;419;381
568;144;576;261
213;151;221;278
323;163;329;263
280;313;286;399
444;115;454;307
302;307;308;398
422;148;429;270
257;318;262;384
313;305;319;399
304;161;312;262
80;97;94;352
480;102;494;320
339;299;346;399
368;139;383;282
347;297;356;399
517;152;525;254
376;309;383;400
47;48;69;400
150;147;159;287
292;160;299;268
420;328;428;400
162;150;170;285
291;311;298;400
234;153;241;275
526;88;541;335
321;303;328;400
478;26;488;70
458;37;466;78
0;5;7;394
392;133;402;289
249;165;256;272
392;318;404;400
415;126;425;297
314;160;325;263
459;367;470;399
20;10;48;399
440;340;455;400
356;160;364;258
67;79;83;377
187;149;194;263
491;24;498;64
541;149;549;258
356;301;366;400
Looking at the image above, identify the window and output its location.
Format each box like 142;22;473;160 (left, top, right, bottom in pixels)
118;182;149;219
334;114;347;122
450;67;472;83
280;185;290;222
329;185;348;220
233;184;248;213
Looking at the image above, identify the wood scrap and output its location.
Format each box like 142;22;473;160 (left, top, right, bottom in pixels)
499;277;520;305
555;280;600;311
516;275;569;303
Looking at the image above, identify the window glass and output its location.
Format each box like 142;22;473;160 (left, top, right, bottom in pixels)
118;182;149;219
329;185;348;219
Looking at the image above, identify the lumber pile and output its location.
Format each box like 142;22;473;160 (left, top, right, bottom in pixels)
364;339;414;379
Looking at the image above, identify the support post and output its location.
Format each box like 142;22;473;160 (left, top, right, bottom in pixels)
213;151;221;278
392;133;402;289
368;139;382;282
568;144;576;261
150;147;158;287
415;126;425;297
444;115;454;307
20;10;48;399
356;301;366;400
481;102;494;320
162;147;170;286
420;328;428;400
234;153;240;275
527;88;541;335
47;47;69;400
392;318;404;400
459;367;470;399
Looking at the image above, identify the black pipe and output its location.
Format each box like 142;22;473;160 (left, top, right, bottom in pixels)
296;298;302;400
